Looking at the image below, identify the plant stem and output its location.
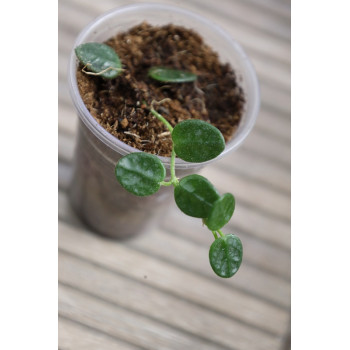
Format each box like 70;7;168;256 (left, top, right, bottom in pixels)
150;107;178;186
218;229;225;238
170;148;179;186
160;181;173;186
212;231;218;239
150;108;173;132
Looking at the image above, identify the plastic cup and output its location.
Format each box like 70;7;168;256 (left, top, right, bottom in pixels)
68;3;260;239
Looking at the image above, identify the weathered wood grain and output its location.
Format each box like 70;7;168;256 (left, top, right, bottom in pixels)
59;251;283;349
162;209;291;279
58;220;289;336
57;146;290;250
58;190;290;308
59;317;140;350
59;284;226;350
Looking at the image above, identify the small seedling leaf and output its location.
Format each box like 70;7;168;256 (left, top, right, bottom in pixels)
148;67;197;83
75;42;122;79
172;119;225;163
209;234;243;278
205;193;235;231
174;174;220;218
115;153;166;196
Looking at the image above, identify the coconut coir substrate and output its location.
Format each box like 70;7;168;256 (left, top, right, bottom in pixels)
77;22;245;157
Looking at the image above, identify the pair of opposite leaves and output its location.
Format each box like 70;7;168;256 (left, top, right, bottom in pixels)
115;118;234;231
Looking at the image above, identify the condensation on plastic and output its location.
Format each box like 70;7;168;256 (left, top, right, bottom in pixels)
68;3;260;238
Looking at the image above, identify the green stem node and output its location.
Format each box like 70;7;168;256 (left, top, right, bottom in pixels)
160;181;173;187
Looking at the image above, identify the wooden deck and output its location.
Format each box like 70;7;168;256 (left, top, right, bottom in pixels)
58;0;291;349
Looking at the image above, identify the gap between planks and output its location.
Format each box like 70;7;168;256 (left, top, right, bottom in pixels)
59;0;290;43
58;220;289;338
59;252;284;349
58;175;290;283
59;283;231;350
58;189;290;309
59;316;142;350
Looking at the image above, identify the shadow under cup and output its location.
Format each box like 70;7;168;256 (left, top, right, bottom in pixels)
68;4;260;239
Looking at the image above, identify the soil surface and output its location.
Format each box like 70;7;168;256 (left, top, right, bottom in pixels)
77;22;245;157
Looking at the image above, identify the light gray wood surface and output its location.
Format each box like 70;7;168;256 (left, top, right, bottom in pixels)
58;0;291;349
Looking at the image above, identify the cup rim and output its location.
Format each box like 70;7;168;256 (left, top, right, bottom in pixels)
68;2;260;169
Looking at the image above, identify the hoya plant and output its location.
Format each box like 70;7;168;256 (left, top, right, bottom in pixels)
75;42;243;278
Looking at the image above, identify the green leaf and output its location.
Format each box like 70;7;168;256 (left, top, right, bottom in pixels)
115;153;166;196
205;193;235;230
209;234;243;278
172;119;225;163
75;42;122;79
174;175;220;218
148;67;197;83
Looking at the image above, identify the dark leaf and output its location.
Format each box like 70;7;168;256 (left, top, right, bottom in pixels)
209;234;243;278
205;193;235;230
174;174;220;218
115;153;166;196
75;42;122;79
172;119;225;163
148;67;197;83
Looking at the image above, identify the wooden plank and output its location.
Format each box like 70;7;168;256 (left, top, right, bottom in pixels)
241;0;291;19
159;0;291;41
254;109;290;143
240;129;290;167
58;190;290;308
126;227;290;308
218;149;291;194
58;220;289;335
260;82;291;115
61;0;290;41
162;208;290;278
201;166;290;221
58;103;78;136
59;251;284;349
59;317;139;350
59;284;224;350
58;131;75;164
58;170;290;282
227;203;290;251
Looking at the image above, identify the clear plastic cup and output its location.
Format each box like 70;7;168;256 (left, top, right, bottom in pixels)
68;3;260;239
